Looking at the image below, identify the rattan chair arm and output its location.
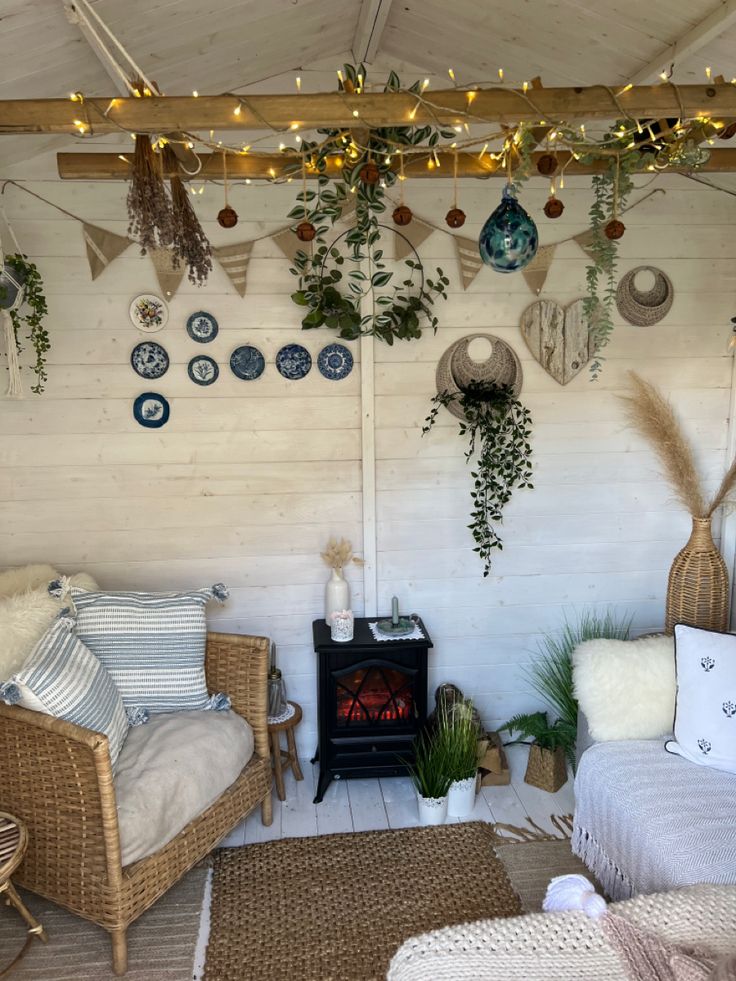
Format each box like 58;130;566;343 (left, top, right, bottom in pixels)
205;631;270;761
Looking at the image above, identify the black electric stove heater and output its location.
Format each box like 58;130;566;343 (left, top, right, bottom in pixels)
311;616;431;803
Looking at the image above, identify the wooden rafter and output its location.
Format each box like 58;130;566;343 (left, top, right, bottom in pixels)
352;0;395;64
5;85;736;135
57;148;736;180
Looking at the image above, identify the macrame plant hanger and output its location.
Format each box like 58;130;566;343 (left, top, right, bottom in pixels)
0;202;25;398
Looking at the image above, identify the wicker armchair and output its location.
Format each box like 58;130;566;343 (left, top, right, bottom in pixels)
0;631;273;975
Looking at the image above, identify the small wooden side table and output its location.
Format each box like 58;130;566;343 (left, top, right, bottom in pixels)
268;701;304;801
0;812;47;975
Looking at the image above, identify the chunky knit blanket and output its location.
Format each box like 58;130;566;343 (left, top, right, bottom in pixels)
572;741;736;901
387;884;736;981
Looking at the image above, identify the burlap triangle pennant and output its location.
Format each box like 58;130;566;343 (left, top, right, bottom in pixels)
454;235;483;290
82;222;132;280
521;243;556;295
149;248;185;299
213;240;254;297
273;227;306;265
395;218;433;260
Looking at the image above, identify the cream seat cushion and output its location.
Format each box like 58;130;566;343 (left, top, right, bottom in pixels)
114;708;254;867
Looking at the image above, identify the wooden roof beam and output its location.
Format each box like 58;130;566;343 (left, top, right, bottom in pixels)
57;148;736;180
629;0;736;84
352;0;395;64
4;85;736;135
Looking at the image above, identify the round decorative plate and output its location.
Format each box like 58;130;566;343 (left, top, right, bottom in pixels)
130;294;168;332
188;355;219;386
317;343;353;381
186;311;219;343
230;345;265;380
133;392;170;429
276;343;312;380
131;341;169;380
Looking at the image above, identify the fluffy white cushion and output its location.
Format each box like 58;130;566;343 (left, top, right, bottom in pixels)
114;709;254;866
666;625;736;775
0;570;99;681
573;635;675;741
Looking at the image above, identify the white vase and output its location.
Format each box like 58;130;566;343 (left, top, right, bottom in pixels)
325;568;350;625
416;792;448;826
447;775;477;818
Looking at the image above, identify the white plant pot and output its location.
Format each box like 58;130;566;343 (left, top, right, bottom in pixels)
325;568;350;625
447;775;477;818
416;792;448;826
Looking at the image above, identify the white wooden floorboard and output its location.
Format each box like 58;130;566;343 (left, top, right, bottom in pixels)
380;774;421;829
347;776;390;831
280;758;319;838
243;785;283;844
315;765;354;836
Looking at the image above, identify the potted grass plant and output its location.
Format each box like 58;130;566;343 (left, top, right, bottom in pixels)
406;727;452;826
440;699;481;818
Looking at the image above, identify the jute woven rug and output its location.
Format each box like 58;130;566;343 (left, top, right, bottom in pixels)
205;820;584;981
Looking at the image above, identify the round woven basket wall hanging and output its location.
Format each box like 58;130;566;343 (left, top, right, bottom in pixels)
616;266;673;326
436;334;523;420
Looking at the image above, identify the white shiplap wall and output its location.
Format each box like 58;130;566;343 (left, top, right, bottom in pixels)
1;162;734;753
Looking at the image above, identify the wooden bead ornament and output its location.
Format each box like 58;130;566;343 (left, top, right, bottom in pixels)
296;221;317;242
445;207;466;228
217;206;238;228
392;204;413;226
543;196;564;218
604;218;625;240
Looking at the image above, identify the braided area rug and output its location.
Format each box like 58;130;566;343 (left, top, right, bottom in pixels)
205;822;523;981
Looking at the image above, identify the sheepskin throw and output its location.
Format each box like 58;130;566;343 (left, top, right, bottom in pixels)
51;582;231;716
573;635;675;741
387;884;736;981
665;625;736;775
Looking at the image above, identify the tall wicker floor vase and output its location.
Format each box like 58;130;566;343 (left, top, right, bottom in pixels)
665;517;729;634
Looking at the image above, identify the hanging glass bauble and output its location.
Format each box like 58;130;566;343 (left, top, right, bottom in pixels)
479;185;538;273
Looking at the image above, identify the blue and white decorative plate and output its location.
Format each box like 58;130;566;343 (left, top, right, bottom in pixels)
317;343;353;381
186;311;219;343
230;345;265;380
133;392;170;429
130;294;168;333
188;355;219;386
276;343;312;380
131;341;169;380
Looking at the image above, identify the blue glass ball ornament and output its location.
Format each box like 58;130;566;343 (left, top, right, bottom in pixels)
479;185;539;273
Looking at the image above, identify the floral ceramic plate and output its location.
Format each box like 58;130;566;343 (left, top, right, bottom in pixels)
230;345;265;380
276;343;312;380
317;343;353;380
188;355;219;386
133;392;170;428
131;341;169;380
186;311;219;343
130;294;168;332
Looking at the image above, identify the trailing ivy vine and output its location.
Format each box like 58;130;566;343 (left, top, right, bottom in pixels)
289;63;450;344
423;383;533;576
1;254;49;394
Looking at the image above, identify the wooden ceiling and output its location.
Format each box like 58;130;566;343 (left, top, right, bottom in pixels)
1;0;736;167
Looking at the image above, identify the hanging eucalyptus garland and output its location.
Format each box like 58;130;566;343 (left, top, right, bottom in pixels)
423;383;534;576
0;254;49;395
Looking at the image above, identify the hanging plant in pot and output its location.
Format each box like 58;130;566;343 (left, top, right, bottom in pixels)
423;335;533;577
0;253;50;396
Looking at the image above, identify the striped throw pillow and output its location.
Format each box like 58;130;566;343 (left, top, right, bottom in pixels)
0;610;129;769
50;582;230;716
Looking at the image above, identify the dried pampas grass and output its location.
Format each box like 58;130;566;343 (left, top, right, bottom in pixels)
621;372;736;518
320;537;365;572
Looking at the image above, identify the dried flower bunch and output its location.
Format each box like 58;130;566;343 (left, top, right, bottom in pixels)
621;372;736;518
320;537;365;572
163;146;213;286
127;134;175;253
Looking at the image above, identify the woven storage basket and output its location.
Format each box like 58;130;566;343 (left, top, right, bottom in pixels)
524;743;567;793
665;516;730;634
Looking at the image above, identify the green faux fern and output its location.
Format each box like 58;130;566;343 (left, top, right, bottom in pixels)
499;711;577;770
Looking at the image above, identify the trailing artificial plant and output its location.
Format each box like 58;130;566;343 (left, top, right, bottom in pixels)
423;382;533;577
1;254;49;395
289;63;449;344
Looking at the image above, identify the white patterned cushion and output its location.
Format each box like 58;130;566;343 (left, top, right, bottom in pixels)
666;624;736;774
52;581;230;716
0;611;129;769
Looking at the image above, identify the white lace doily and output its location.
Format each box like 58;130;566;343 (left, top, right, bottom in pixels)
369;621;425;642
268;702;296;725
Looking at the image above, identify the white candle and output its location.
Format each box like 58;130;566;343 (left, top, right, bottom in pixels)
391;595;399;625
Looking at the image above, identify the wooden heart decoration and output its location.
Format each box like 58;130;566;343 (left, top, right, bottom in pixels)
520;298;598;386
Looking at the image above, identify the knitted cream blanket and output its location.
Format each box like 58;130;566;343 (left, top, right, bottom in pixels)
387;884;736;981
